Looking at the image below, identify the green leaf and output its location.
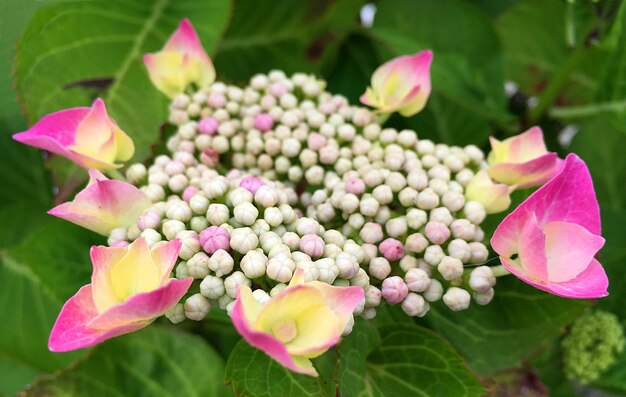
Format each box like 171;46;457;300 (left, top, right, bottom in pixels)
21;327;231;397
225;340;329;396
15;0;232;161
370;0;510;146
0;355;41;397
214;0;363;82
427;277;588;375
338;322;487;397
593;345;626;395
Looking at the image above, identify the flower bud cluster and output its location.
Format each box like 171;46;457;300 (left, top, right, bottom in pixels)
115;70;502;324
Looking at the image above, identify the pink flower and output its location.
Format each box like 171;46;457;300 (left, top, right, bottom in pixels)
360;50;433;116
199;226;230;254
48;169;151;235
491;154;607;299
198;117;219;135
200;148;219;167
13;99;134;170
48;238;192;352
424;221;451;245
345;178;366;195
382;276;409;304
231;269;364;376
182;186;199;202
240;176;265;194
299;234;325;258
307;133;326;151
487;127;562;188
143;19;215;98
254;113;274;132
379;238;405;261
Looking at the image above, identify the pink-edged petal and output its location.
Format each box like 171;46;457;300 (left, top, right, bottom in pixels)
506;126;548;161
487;152;560;188
307;281;364;332
544;221;605;283
518;213;549;282
90;244;129;311
492;154;601;257
164;19;205;57
231;287;318;376
72;99;115;157
150;239;182;283
88;277;192;329
48;285;148;352
543;258;608;299
13;107;89;154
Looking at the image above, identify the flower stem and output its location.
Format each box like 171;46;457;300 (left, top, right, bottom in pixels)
490;265;510;278
106;169;125;181
377;112;391;125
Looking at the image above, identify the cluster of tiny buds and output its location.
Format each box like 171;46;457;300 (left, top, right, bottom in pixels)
119;70;501;323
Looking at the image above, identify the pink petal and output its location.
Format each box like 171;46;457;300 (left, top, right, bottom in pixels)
518;212;549;281
487;153;561;188
164;19;206;58
150;239;183;284
306;281;364;332
48;285;148;352
13;107;89;155
88;277;192;329
492;154;601;256
544;221;605;283
230;289;318;376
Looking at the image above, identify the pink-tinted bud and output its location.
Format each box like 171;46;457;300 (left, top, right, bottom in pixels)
199;226;230;254
300;234;325;258
207;92;227;108
254;113;274;131
226;169;242;179
240;176;265;194
379;238;405;261
269;82;288;97
198;117;219;135
424;221;451;245
382;276;409;304
182;186;199;202
200;148;219;167
110;241;130;248
345;178;366;195
137;210;162;231
307;133;326;151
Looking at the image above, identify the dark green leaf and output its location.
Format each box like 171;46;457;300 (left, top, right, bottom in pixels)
21;327;231;397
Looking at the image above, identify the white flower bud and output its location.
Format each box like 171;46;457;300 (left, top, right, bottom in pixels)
375;206;391;224
281;232;300;250
473;288;494;305
335;252;359;279
348;213;365;230
469;266;496;293
148;170;169;186
441;190;465;212
187;252;210;279
224;271;251;298
208;249;234;277
228;188;253;207
259;206;282;227
405;268;431;292
430;207;453;226
323;243;341;258
407;169;428;190
473;226;485;242
323;230;345;247
424;245;445;265
296;218;320;235
200;275;225;299
185;293;211;321
398;187;418;207
350;268;370;288
338;193;358;214
437;256;464;281
218;294;234;310
316;258;339;284
207;204;230;226
241;250;268;279
267;253;296;282
168;174;189;193
142;184;165;202
177;231;201;260
386;172;407;192
443;287;471;311
464;201;486;225
455;168;475;186
450;219;476;241
364;285;382;308
279;204;296;224
252;289;272;305
259;231;282;253
108;227;128;246
189;194;209;214
405;233;429;254
447;238;472;262
334;279;351;287
423;279;443;302
126;163;147;183
359;222;383;244
165;303;185;324
386;217;407;238
230;227;259;254
255;186;279;207
369;257;391;280
175;261;189;279
399;255;418;272
402;293;429;317
468;242;489;264
270;283;287;297
343;240;364;263
204;178;228;199
464;145;484;163
416;188;439;210
406;209;428;230
140;228;162;246
234;202;259;226
166;201;192;223
372;185;393;205
359;196;380;217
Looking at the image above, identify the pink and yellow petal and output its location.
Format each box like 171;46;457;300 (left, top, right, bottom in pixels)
284;305;341;357
151;239;183;284
487;152;560;188
256;286;324;333
465;170;513;214
90;244;129;312
307;281;363;332
88;277;192;329
48;285;148;352
544;221;605;283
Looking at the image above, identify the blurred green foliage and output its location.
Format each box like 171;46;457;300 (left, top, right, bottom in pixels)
1;0;625;396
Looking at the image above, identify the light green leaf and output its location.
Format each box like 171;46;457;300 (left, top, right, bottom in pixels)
224;340;329;396
427;277;588;375
0;355;41;397
20;327;231;397
370;0;510;146
15;0;232;161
